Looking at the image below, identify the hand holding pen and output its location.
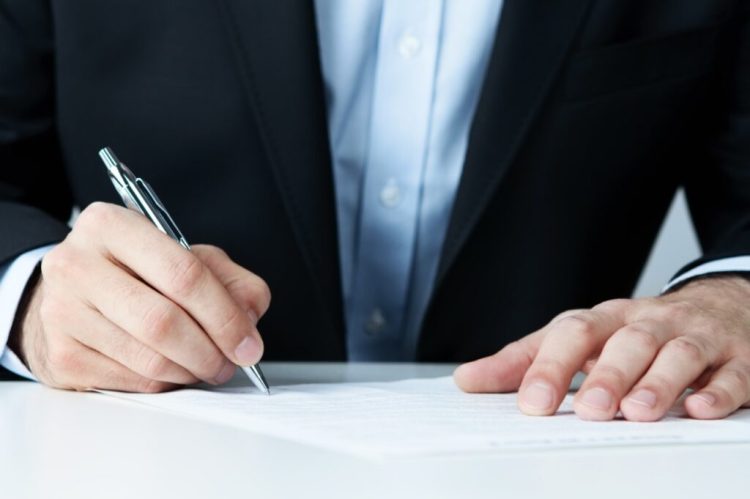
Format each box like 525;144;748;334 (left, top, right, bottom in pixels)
7;148;271;394
99;148;270;394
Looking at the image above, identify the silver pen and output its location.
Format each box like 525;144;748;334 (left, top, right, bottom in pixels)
98;146;271;395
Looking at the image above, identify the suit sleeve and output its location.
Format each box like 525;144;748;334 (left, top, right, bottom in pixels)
0;246;52;381
680;2;750;271
0;0;72;267
1;1;72;379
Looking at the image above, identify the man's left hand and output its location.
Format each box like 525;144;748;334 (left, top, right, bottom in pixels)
454;275;750;421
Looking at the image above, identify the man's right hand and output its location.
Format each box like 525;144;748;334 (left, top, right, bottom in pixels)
10;202;271;392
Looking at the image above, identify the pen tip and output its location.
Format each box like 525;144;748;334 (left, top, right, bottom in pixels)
243;364;271;395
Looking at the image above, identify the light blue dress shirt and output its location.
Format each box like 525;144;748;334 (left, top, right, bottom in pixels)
314;0;504;360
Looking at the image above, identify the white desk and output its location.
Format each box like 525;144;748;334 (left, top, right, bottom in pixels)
1;362;747;499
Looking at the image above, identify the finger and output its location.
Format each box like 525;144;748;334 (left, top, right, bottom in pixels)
581;358;598;374
192;245;271;321
689;367;717;391
45;247;233;384
573;320;673;420
61;298;203;385
75;203;263;366
453;309;591;393
620;335;718;421
684;358;750;419
454;332;544;393
519;309;624;416
43;337;178;393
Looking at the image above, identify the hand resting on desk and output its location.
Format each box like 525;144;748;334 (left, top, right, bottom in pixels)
456;276;750;422
8;202;271;392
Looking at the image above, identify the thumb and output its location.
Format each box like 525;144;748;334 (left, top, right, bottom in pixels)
453;332;544;393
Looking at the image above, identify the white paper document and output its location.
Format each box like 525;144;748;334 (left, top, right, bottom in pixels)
105;377;750;459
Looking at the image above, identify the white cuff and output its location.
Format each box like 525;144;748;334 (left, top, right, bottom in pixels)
662;256;750;293
0;245;56;380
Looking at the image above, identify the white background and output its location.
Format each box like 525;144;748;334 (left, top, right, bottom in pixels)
633;190;700;297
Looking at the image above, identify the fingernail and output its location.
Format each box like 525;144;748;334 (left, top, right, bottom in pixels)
215;362;235;384
234;336;260;366
694;392;716;407
521;382;554;411
628;389;657;408
579;387;613;411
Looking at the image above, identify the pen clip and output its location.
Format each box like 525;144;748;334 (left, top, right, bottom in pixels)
137;178;191;250
99;147;190;250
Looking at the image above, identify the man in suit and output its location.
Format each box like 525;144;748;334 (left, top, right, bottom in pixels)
1;0;749;422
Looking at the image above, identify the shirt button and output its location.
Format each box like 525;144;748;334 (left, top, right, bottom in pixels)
398;32;421;59
365;308;387;335
379;178;401;208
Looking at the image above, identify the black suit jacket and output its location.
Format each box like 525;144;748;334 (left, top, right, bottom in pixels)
2;1;749;380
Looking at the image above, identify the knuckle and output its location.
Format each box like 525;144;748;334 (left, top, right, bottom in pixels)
194;244;229;266
550;308;587;324
76;202;115;232
558;314;599;344
594;299;630;314
531;357;569;377
167;254;205;297
665;337;706;363
226;279;255;304
619;325;661;354
590;364;629;387
141;302;180;344
502;341;535;366
213;306;246;342
141;351;174;380
226;276;272;316
248;280;272;314
204;244;228;259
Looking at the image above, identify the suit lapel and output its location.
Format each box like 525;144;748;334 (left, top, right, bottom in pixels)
216;1;345;346
436;0;594;284
214;0;594;351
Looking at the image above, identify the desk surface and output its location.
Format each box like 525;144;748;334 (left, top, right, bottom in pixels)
1;362;747;499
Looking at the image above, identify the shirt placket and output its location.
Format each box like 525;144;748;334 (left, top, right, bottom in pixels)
346;0;444;360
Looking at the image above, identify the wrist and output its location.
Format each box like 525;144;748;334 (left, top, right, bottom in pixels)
663;274;750;314
8;263;43;369
674;273;750;293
